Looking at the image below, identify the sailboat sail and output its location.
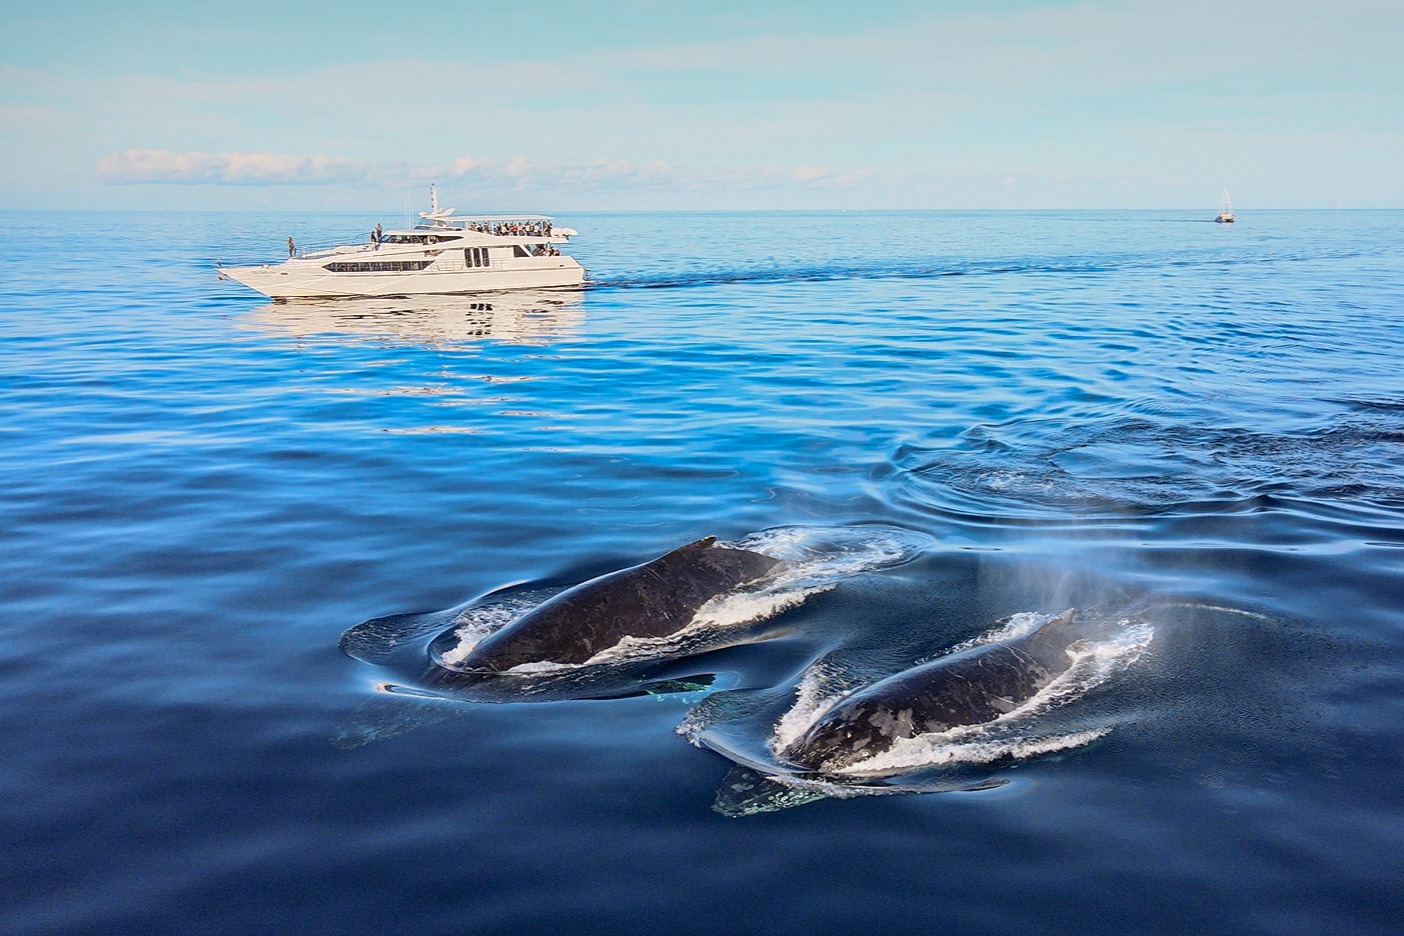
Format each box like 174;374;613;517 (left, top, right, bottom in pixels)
1216;189;1235;223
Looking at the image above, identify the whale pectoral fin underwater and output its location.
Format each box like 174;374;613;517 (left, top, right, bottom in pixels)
712;764;831;817
340;608;463;665
430;536;783;674
332;685;468;749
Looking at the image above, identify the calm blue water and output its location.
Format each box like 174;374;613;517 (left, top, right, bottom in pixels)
3;209;1402;934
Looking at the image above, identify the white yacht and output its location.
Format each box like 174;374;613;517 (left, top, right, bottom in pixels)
219;186;585;299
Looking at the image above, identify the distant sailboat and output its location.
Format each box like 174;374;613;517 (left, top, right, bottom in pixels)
1215;189;1236;223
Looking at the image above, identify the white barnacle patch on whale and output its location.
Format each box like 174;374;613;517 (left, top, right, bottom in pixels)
430;598;539;670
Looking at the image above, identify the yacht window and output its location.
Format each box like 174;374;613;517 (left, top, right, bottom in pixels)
380;234;460;245
323;260;434;273
512;245;530;258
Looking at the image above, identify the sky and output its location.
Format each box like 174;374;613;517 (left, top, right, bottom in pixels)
1;0;1400;211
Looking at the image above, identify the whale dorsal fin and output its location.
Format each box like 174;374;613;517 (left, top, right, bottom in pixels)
1027;609;1077;649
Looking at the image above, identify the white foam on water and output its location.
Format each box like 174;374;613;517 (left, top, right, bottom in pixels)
769;662;853;753
1161;602;1276;623
935;610;1051;658
431;598;540;669
727;524;933;587
688;583;830;632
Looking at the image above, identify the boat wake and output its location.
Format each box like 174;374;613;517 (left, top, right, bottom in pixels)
588;257;1132;293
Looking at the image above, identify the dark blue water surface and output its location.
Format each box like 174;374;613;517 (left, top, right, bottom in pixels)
3;209;1403;935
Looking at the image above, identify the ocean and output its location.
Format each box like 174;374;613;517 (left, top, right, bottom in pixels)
3;208;1402;935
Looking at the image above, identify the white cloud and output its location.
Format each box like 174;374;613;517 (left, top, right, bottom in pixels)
96;149;372;185
9;2;1402;209
95;149;883;194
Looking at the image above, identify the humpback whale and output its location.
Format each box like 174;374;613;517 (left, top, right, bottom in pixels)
782;609;1083;771
430;536;782;673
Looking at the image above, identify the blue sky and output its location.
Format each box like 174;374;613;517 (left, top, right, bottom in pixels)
2;0;1399;211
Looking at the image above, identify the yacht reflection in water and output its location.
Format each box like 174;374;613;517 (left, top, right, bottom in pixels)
242;288;586;348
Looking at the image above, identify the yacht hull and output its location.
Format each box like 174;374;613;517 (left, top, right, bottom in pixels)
221;259;585;299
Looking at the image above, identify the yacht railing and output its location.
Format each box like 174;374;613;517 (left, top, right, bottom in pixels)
284;228;568;261
290;236;377;260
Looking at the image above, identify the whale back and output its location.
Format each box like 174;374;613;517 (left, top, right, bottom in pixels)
784;610;1079;771
432;537;781;673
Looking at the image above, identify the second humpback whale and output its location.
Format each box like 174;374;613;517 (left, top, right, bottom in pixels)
782;609;1084;772
429;536;782;673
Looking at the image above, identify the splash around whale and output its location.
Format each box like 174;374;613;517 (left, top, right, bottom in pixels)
338;524;936;690
677;606;1155;812
780;608;1087;772
333;525;935;748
